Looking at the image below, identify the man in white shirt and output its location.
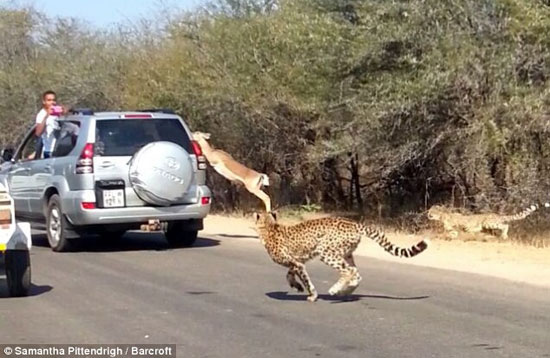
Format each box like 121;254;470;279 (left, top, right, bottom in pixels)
35;90;65;159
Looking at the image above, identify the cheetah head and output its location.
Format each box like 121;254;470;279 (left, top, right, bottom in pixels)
254;211;278;228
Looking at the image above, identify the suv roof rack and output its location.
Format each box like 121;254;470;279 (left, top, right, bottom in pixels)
70;108;94;115
137;108;176;114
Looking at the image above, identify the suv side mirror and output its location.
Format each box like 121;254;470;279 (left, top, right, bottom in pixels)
1;148;14;162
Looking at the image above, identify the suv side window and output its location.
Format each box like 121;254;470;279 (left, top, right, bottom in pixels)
52;121;80;158
17;132;39;161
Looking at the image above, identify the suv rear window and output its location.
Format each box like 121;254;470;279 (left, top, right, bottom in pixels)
95;118;192;156
53;121;81;158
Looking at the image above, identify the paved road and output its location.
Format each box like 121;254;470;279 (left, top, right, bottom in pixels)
1;231;549;358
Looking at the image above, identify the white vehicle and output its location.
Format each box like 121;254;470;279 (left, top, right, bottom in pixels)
0;182;32;297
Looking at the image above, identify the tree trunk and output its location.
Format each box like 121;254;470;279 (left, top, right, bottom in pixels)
349;152;363;213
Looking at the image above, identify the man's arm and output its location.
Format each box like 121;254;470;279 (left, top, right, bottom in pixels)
35;110;49;136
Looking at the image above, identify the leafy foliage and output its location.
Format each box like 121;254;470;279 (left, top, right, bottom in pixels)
2;0;550;226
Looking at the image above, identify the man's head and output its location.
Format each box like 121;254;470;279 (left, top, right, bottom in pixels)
42;90;56;109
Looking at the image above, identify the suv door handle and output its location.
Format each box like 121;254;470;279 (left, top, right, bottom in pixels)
12;167;30;174
100;161;115;168
44;164;53;173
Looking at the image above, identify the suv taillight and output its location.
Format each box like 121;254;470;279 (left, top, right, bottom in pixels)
192;140;207;170
76;143;94;174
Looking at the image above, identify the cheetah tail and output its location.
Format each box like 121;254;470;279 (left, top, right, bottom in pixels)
502;202;550;222
360;225;429;258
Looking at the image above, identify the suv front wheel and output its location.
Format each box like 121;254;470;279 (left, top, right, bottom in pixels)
4;250;31;297
165;221;198;248
46;194;74;252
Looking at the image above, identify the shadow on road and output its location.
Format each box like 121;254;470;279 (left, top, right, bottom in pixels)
28;283;54;296
186;291;217;295
0;280;53;299
31;233;220;253
216;233;258;239
266;291;430;303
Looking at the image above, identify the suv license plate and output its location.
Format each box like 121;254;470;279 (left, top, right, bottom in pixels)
103;189;125;208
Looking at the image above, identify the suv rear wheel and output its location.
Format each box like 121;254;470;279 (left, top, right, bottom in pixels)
46;194;74;252
165;221;198;248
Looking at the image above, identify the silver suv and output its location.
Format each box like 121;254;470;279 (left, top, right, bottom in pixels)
0;109;211;252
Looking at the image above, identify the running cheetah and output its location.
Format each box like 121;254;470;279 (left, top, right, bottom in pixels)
254;212;429;302
427;203;549;239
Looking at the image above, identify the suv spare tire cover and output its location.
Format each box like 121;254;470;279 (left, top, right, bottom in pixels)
129;141;193;206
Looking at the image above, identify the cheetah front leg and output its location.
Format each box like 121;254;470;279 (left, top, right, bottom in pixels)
271;249;317;301
500;224;509;239
286;267;304;292
291;262;318;302
443;222;458;239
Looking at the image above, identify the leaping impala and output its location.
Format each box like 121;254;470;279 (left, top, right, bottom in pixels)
192;131;272;212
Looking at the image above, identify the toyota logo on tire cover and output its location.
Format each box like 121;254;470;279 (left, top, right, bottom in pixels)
165;157;180;170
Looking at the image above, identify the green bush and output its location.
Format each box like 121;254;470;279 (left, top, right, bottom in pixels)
2;0;550;231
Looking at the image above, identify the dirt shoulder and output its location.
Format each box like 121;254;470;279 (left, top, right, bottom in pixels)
203;214;550;289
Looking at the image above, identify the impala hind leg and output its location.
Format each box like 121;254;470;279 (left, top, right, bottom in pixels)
247;185;272;212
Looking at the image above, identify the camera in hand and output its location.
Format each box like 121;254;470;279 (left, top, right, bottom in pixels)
50;105;63;116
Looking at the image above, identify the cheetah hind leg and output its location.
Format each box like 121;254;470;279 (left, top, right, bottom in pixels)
337;254;362;296
320;254;358;296
329;268;358;296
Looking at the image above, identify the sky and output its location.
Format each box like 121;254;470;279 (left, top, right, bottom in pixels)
3;0;205;28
